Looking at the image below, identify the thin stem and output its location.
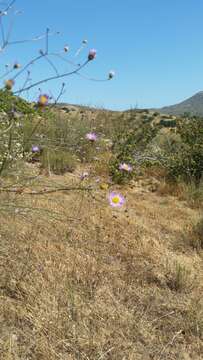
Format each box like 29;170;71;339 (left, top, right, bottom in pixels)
3;0;16;13
12;54;44;80
44;55;59;76
8;30;60;45
13;60;90;94
45;27;49;54
0;118;13;175
0;15;5;45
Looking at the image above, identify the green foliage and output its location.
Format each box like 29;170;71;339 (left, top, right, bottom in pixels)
0;90;46;175
166;118;203;184
109;157;134;184
159;119;177;127
0;89;35;115
110;124;159;184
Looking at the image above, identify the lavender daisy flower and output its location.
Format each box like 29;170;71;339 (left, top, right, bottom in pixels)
119;163;133;172
109;192;125;207
32;145;40;153
86;132;97;142
88;49;97;61
80;171;89;180
38;94;49;106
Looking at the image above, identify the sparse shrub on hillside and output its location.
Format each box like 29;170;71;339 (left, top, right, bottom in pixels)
110;114;203;191
165;260;193;292
166;118;203;184
110;123;160;183
159;119;177;127
187;217;203;250
40;148;77;175
0;89;35;115
180;180;203;208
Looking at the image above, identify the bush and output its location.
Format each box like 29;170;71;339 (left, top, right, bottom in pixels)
110;123;160;183
0;89;35;115
166;118;203;184
159;119;177;127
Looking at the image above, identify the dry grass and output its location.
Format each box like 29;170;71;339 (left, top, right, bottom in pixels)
0;169;203;360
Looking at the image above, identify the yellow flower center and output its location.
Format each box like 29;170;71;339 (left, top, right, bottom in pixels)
39;95;48;105
112;196;120;204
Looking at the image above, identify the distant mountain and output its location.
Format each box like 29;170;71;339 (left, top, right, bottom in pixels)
159;91;203;116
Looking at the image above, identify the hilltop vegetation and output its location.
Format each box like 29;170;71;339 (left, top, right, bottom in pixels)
0;91;203;360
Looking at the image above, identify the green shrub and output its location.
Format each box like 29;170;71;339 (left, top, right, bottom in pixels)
110;124;159;183
109;158;135;184
166;118;203;184
0;89;35;115
149;118;203;184
159;119;177;127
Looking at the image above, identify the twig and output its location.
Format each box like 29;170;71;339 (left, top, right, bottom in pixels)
157;330;182;360
45;27;49;54
151;311;175;324
13;60;90;94
0;185;93;195
97;347;114;360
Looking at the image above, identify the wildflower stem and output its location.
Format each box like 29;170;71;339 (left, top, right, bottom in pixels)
13;60;90;94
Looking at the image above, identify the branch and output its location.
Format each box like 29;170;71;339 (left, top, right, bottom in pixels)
0;185;93;195
13;59;90;94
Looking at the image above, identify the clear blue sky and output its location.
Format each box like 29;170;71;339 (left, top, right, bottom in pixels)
1;0;203;110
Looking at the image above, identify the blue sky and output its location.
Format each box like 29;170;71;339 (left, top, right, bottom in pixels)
1;0;203;110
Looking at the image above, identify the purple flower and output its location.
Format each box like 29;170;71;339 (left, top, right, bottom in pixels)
86;132;97;142
119;163;133;172
88;49;97;61
80;171;89;180
32;145;40;153
109;192;125;207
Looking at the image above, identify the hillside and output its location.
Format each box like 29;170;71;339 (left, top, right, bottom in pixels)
0;92;203;360
159;91;203;116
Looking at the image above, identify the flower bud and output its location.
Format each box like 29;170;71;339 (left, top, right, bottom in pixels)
88;49;97;61
13;62;21;69
108;70;115;79
4;79;14;90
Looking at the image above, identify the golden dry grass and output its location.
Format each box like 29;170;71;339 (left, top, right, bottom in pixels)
0;168;203;360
